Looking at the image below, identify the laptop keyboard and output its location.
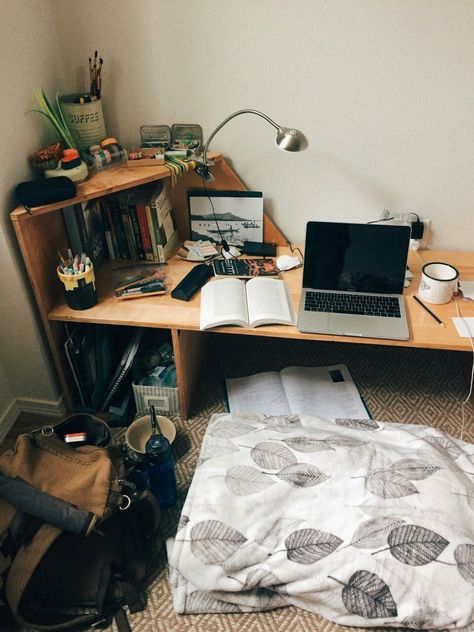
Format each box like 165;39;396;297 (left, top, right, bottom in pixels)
304;291;401;318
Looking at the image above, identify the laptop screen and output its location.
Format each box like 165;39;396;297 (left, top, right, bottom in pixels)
302;221;411;294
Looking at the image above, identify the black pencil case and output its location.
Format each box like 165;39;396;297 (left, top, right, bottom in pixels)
15;176;76;212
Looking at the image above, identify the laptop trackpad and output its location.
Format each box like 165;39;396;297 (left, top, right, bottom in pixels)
329;314;380;337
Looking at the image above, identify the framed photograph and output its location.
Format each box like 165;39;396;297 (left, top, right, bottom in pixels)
188;190;263;246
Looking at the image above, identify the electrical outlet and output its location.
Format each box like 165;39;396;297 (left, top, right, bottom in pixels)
418;218;431;249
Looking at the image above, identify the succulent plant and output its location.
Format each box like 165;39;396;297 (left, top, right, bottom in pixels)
32;89;77;150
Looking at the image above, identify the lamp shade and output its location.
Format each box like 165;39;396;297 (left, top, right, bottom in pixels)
275;127;308;152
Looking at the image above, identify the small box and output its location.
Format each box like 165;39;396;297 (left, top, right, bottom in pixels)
126;147;165;167
132;382;179;416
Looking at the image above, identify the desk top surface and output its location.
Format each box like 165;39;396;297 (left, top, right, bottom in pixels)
48;248;474;352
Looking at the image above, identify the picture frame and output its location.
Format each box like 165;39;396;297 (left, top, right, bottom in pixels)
187;190;263;246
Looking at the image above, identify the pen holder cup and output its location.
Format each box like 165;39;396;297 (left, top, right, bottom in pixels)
57;265;98;310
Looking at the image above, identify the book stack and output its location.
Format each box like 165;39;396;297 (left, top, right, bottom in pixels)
62;182;179;266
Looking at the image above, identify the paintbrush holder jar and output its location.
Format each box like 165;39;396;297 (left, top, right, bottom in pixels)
59;93;107;151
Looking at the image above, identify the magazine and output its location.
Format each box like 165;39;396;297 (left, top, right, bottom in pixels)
212;258;279;278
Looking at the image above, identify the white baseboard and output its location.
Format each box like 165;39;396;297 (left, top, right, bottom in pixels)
0;396;66;443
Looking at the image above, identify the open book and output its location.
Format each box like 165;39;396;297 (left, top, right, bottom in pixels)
200;277;296;330
226;364;370;419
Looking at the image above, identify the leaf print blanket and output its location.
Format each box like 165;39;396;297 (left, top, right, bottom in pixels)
167;412;474;628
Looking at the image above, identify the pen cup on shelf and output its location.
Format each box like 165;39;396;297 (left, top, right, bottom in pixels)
57;264;97;310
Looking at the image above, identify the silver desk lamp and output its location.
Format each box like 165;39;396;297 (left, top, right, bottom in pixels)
195;108;308;182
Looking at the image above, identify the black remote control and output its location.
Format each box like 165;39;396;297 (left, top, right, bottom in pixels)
171;264;214;301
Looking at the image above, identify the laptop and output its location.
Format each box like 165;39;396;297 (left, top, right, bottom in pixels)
297;221;411;340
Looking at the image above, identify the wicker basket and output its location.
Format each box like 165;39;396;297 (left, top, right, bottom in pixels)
29;141;64;170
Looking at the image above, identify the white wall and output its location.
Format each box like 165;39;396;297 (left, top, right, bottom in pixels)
1;0;473;423
0;1;66;427
56;0;474;249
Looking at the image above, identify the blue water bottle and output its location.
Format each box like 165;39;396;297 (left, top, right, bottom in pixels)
145;405;177;508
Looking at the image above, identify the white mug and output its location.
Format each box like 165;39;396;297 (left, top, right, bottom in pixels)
418;262;459;304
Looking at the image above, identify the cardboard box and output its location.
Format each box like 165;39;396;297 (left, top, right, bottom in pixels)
126;147;165;167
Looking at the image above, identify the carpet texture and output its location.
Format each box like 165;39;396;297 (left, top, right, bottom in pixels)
104;334;474;632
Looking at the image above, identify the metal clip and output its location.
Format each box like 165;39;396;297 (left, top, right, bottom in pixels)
119;495;132;511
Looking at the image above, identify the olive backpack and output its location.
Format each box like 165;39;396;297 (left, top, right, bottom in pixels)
0;415;161;631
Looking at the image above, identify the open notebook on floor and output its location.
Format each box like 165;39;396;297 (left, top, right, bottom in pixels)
225;364;370;419
297;221;411;340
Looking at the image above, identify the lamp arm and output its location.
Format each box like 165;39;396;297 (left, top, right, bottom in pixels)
201;109;281;163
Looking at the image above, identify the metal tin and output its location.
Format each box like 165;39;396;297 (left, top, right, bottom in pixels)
140;125;172;148
170;124;202;152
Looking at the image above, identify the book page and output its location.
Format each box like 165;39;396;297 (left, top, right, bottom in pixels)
245;278;296;327
200;278;249;330
226;371;292;415
281;365;369;419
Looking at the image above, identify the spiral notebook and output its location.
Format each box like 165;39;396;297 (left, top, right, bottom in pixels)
102;329;143;408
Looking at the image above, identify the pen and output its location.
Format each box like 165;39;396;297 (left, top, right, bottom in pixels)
412;294;445;327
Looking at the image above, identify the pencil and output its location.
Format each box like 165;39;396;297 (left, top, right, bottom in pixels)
412;294;445;327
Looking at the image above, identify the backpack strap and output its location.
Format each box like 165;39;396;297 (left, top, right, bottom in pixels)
5;523;98;631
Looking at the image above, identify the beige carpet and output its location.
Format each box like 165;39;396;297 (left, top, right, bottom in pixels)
103;334;474;632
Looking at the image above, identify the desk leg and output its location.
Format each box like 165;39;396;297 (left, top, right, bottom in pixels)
172;329;209;419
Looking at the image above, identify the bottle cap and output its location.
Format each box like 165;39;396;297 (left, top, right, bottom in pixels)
101;137;118;148
61;149;81;169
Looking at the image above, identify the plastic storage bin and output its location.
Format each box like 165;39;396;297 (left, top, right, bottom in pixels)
132;382;179;416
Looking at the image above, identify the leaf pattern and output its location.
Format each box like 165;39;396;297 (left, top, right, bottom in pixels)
250;441;297;469
387;524;449;565
262;414;302;427
208;418;256;439
341;570;397;619
255;518;304;548
424;435;463;460
366;469;419;498
454;543;474;584
324;435;366;448
201;436;240;461
350;517;404;549
225;465;275;496
243;568;283;590
285;528;342;564
282;436;335;453
170;412;474;622
190;520;247;565
223;541;272;573
390;458;440;480
335;418;380;431
403;606;454;629
276;463;329;487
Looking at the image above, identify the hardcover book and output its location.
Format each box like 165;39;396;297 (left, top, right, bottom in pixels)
146;181;179;262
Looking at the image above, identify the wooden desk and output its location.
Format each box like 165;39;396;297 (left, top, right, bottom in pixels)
11;154;474;418
47;248;474;417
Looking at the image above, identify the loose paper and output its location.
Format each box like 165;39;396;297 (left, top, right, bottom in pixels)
453;317;474;338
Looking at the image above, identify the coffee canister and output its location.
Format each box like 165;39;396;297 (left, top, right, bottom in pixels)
59;93;107;151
